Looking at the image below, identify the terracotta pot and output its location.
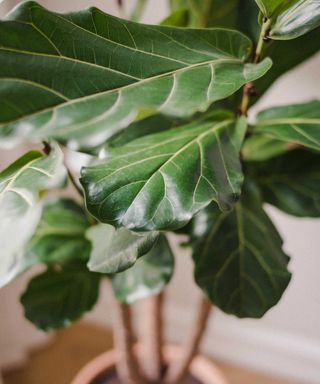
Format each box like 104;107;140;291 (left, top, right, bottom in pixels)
72;344;228;384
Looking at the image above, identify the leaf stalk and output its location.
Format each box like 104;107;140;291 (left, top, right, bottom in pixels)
240;17;272;115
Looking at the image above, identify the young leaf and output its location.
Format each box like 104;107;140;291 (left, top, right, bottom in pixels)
253;101;320;151
21;263;100;330
0;144;66;288
81;117;247;231
86;224;159;274
248;150;320;217
112;234;174;303
26;198;91;264
192;184;291;318
270;0;320;40
0;1;271;150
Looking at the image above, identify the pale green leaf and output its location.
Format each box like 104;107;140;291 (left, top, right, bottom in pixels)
21;262;100;330
192;183;291;318
86;224;159;274
0;1;271;150
81;116;247;231
253;101;320;151
112;234;174;303
0;143;66;288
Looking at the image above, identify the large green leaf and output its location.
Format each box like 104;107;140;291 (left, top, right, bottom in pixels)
26;198;91;265
0;1;271;150
112;234;174;304
248;150;320;217
86;224;159;274
0;144;66;288
21;262;100;330
192;184;291;318
270;0;320;40
81;116;247;231
253;101;320;151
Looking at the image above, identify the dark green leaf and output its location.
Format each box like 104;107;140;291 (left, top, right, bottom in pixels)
192;183;291;318
0;143;66;288
270;0;320;40
86;224;159;274
112;234;174;303
254;27;320;98
0;1;271;150
253;101;320;151
26;198;91;264
21;263;100;330
248;150;320;217
81;116;247;231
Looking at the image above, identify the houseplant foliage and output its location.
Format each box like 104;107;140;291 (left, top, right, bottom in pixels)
0;0;319;382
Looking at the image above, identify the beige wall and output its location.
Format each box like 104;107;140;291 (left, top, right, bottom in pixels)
1;1;320;382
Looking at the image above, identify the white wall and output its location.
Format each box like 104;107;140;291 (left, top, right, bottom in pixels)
1;1;320;383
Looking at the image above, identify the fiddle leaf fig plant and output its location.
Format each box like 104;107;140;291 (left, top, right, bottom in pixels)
0;1;319;383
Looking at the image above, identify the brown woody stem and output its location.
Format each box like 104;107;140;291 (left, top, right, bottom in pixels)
112;301;146;384
141;293;164;383
164;296;213;384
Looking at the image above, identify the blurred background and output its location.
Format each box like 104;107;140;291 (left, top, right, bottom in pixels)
0;1;319;383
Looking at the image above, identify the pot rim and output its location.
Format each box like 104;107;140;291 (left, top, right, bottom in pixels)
72;344;229;384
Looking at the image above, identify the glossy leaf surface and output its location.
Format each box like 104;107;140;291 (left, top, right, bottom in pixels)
248;150;320;217
26;198;91;264
270;0;320;40
192;184;291;318
86;224;159;274
253;101;320;151
81;117;247;231
0;144;65;288
112;234;174;303
21;263;100;330
0;1;271;150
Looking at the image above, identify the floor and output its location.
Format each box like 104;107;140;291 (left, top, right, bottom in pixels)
3;322;292;384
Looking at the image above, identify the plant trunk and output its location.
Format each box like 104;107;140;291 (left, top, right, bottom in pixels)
112;300;146;384
164;296;212;384
141;293;164;383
